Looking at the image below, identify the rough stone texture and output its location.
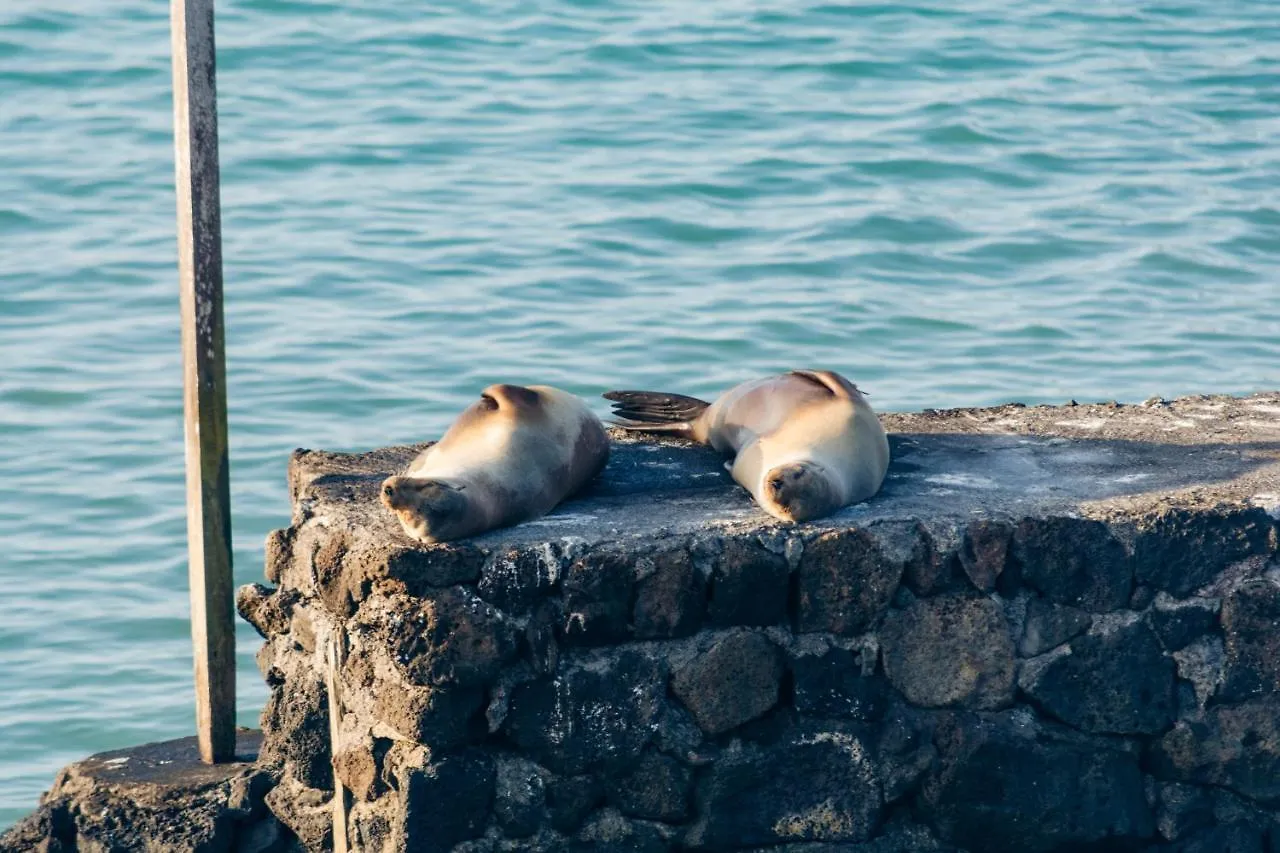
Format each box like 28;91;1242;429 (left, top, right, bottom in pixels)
686;729;882;849
1151;697;1280;803
1148;594;1220;652
923;711;1155;852
1219;577;1280;703
633;548;706;639
0;731;292;853
398;751;495;852
604;751;693;823
1018;597;1092;656
671;630;784;736
11;392;1280;852
791;646;888;723
1019;615;1177;735
493;756;547;838
797;528;905;635
708;539;789;627
504;649;666;775
880;594;1016;710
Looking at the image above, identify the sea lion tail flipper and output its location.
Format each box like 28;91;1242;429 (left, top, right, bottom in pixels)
601;390;710;432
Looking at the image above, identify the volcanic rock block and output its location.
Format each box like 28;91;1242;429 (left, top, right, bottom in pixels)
1018;614;1177;735
686;728;882;848
670;630;784;736
1219;578;1280;703
1151;696;1280;803
880;593;1016;710
923;712;1155;852
504;649;666;775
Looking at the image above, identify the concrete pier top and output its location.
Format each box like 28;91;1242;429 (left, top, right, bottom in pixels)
285;391;1280;554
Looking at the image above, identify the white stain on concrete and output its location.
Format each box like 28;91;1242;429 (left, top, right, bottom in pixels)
925;473;998;489
1251;494;1280;520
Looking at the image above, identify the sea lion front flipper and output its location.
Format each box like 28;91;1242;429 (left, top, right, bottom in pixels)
787;369;865;401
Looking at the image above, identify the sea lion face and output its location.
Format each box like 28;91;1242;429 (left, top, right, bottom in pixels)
380;475;471;543
761;461;841;523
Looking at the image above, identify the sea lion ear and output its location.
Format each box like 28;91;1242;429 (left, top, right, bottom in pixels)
787;369;865;400
481;384;542;412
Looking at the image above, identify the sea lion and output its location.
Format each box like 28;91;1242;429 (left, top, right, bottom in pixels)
604;369;889;522
381;383;609;543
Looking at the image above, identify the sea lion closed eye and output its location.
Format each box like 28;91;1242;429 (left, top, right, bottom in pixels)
604;369;889;522
381;384;609;543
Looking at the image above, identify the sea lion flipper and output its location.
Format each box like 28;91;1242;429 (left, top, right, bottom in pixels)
602;390;710;428
786;370;865;400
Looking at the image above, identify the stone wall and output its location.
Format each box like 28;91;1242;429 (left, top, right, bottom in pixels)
234;392;1280;853
0;731;292;853
9;393;1276;853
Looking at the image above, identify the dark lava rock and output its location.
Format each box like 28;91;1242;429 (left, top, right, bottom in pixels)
1133;507;1273;597
1148;596;1220;652
1019;616;1176;735
332;737;390;803
1151;697;1280;803
791;646;888;723
0;732;283;853
505;650;666;774
383;542;488;595
921;712;1154;852
685;727;882;848
1219;578;1280;703
1018;597;1091;657
875;707;940;805
478;546;563;613
265;775;331;852
958;519;1012;592
368;588;520;689
1156;781;1215;842
494;756;548;839
605;751;693;823
258;674;331;791
652;701;706;765
371;681;485;748
237;582;294;638
397;750;495;853
572;807;672;853
561;552;635;646
708;538;788;627
633;548;705;640
880;594;1015;710
797;528;904;635
737;821;961;852
1011;516;1131;612
670;630;784;736
1158;822;1267;853
902;523;962;597
548;774;605;834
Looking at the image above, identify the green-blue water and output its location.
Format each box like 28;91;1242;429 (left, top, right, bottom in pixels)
2;0;1279;828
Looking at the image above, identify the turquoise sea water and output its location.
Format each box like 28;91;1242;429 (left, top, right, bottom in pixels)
2;0;1279;828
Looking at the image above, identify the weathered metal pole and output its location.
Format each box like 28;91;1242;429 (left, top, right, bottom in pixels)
170;0;236;764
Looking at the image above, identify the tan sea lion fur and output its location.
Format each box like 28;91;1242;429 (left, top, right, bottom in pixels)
604;370;889;522
381;384;609;543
